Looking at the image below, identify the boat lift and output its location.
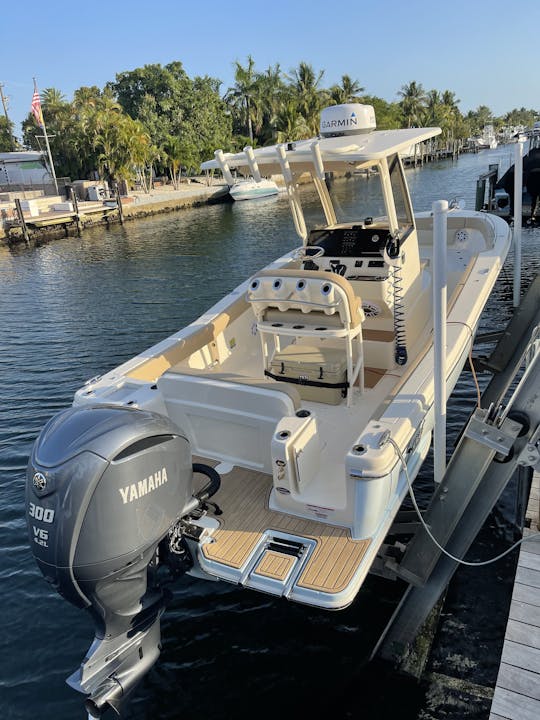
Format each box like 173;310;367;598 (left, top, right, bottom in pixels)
371;273;540;669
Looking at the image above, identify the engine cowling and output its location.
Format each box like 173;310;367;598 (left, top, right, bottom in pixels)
26;404;219;716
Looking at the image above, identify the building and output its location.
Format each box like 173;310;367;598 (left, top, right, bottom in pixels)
0;151;55;191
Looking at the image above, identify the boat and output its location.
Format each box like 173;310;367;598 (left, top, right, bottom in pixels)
25;103;511;716
229;176;279;200
477;124;498;150
489;134;540;220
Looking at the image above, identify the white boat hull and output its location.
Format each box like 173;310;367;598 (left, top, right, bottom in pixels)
229;178;279;201
75;208;510;609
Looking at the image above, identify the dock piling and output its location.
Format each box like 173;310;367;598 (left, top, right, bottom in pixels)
14;199;30;245
115;186;124;225
69;187;83;236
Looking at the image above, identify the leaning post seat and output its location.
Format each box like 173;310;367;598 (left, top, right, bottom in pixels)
247;269;365;405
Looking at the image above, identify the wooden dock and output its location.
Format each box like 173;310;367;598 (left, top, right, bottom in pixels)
490;471;540;720
4;200;119;244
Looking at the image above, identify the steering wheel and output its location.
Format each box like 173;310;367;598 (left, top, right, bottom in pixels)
295;246;325;261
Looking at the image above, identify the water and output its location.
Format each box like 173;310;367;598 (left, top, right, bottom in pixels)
1;147;538;720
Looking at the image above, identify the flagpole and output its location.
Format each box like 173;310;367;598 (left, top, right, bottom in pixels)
33;78;59;195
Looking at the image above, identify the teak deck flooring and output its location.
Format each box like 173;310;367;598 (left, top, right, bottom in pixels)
200;466;371;594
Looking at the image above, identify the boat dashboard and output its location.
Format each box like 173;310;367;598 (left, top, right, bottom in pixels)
307;223;392;257
304;224;399;280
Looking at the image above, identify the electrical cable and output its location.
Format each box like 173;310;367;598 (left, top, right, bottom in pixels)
387;436;540;567
468;345;482;409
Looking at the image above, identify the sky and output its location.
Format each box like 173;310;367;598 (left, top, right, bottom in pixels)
1;0;538;139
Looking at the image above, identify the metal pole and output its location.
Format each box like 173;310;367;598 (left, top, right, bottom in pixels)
214;149;235;187
513;137;525;308
433;200;448;483
33;78;59;195
0;84;16;151
244;146;261;182
41;122;59;195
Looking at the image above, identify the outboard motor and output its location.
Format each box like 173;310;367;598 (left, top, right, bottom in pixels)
26;404;220;717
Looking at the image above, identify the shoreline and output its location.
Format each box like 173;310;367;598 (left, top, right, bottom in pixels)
1;180;231;244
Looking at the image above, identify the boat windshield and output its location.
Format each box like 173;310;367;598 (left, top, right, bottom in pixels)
320;153;413;234
388;153;414;230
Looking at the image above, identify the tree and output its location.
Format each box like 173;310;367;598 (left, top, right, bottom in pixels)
286;62;326;135
92;108;156;188
465;105;494;134
188;76;232;164
110;62;231;173
360;95;402;130
274;97;311;142
329;75;364;105
504;107;539;128
225;56;259;143
163;134;199;187
252;63;284;144
0;116;17;152
22;86;84;180
398;81;427;127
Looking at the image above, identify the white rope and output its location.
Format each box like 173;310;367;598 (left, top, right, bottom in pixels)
388;436;540;567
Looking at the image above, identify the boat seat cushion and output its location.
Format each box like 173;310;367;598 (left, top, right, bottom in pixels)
127;295;249;381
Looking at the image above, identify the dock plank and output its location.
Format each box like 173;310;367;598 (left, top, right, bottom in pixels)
515;566;540;589
490;686;540;720
501;639;540;674
490;472;540;718
513;581;540;606
505;618;540;648
509;598;540;627
519;551;540;572
496;663;540;701
522;537;540;556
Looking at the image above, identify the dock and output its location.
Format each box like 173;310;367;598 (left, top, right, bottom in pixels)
490;471;540;720
1;182;230;245
401;139;462;166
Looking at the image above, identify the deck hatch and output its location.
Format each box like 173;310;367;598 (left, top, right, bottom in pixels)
243;531;317;597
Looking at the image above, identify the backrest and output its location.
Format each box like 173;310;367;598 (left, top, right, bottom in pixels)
247;269;363;328
158;369;301;473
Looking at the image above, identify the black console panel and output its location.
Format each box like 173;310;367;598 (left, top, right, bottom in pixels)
307;226;391;257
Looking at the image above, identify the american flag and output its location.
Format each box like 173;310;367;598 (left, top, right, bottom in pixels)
31;87;44;127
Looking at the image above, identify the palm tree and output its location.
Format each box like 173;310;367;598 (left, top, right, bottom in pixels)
41;87;66;112
254;63;284;143
329;75;364;105
286;62;325;135
398;81;427;127
225;55;259;142
441;90;460;110
274;96;311;142
424;90;440;125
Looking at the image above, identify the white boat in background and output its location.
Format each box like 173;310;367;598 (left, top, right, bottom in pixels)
229;176;279;200
478;124;498;150
26;103;511;716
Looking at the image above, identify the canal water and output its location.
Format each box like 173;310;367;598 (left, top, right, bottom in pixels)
1;146;538;720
